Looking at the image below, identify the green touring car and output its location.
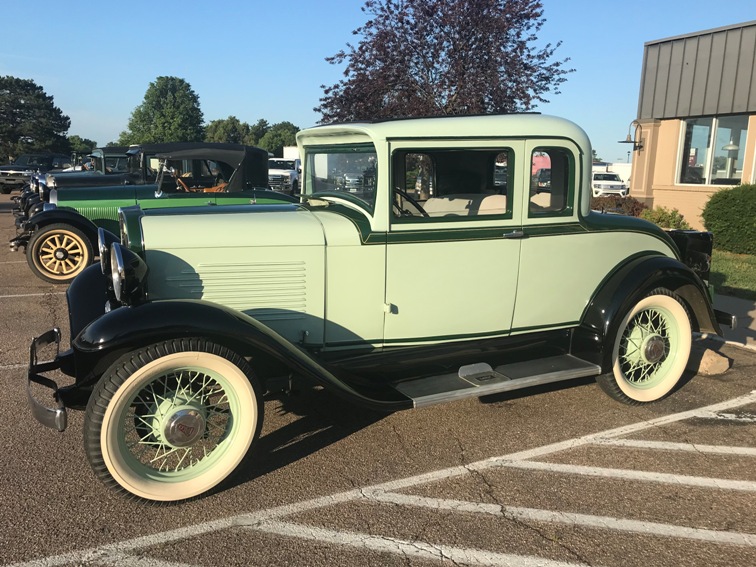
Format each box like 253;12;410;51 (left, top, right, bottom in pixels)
11;143;297;283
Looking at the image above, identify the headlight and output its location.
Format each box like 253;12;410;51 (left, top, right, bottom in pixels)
109;242;148;306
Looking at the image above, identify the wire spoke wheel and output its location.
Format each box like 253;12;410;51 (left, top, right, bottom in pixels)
599;289;692;404
124;368;232;475
84;341;263;502
28;223;92;283
618;307;676;385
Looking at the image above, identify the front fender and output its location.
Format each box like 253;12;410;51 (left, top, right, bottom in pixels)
26;208;100;244
71;300;412;412
572;254;720;370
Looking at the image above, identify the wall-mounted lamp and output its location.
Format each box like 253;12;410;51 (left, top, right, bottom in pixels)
722;138;739;151
618;120;643;151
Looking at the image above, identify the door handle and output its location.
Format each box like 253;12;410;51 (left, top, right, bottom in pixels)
503;230;525;239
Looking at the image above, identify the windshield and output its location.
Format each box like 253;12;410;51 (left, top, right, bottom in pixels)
305;144;377;212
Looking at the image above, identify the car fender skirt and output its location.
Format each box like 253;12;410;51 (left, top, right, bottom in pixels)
72;300;413;412
572;254;720;370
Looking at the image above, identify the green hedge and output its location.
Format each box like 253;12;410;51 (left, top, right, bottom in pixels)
702;184;756;254
640;206;692;230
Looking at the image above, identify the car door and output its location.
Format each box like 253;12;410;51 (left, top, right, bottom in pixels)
383;141;524;346
511;139;599;333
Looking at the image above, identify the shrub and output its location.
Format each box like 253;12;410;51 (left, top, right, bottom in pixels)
702;184;756;254
590;195;647;217
640;206;692;230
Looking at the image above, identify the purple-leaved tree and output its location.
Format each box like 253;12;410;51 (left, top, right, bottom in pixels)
316;0;573;123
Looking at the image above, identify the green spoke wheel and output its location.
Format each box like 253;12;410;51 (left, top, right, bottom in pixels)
84;340;263;502
598;289;692;404
27;223;93;284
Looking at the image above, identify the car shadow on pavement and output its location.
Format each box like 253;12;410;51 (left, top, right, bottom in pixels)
224;386;388;492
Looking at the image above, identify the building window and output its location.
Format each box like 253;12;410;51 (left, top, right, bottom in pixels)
679;115;748;185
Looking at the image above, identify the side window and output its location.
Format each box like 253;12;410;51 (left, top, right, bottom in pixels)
393;149;511;221
529;148;573;217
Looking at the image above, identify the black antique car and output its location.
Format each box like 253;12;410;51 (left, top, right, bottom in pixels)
13;147;131;217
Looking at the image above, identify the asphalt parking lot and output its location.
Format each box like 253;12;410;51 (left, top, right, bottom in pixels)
0;191;755;567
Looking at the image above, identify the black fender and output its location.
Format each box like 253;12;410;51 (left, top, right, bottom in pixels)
26;208;100;248
572;253;720;371
68;297;412;413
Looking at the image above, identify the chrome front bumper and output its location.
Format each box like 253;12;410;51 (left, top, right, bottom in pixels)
27;328;68;432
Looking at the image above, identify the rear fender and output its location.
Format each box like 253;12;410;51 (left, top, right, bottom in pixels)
572;254;720;371
70;299;412;412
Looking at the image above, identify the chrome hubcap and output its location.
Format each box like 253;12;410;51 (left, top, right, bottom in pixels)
163;408;206;447
642;335;667;364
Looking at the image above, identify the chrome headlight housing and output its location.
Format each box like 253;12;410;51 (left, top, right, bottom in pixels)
98;227;110;275
109;242;148;306
110;244;125;302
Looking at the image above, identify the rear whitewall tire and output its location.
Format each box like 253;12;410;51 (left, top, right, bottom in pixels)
598;290;692;404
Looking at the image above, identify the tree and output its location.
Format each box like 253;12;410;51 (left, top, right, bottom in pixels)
68;135;97;154
257;122;300;157
316;0;573;123
205;116;251;144
247;119;271;146
119;77;204;144
0;76;71;160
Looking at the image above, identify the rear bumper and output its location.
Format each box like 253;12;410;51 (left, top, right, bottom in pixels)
27;328;68;432
714;309;737;329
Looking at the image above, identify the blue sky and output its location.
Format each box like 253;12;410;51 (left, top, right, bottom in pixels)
2;1;755;162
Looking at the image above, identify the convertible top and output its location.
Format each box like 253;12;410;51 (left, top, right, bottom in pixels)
136;143;270;190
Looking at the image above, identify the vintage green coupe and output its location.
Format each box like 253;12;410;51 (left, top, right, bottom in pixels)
11;143;296;283
26;114;733;502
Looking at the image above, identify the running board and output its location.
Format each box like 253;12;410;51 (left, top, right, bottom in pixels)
393;355;602;408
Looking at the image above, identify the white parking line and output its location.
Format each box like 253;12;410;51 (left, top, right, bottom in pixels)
0;364;24;370
697;410;756;423
498;460;756;492
365;490;756;547
594;438;756;456
7;391;756;567
251;520;585;567
0;292;64;299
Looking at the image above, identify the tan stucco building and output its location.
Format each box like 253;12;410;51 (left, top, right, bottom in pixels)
629;20;756;230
